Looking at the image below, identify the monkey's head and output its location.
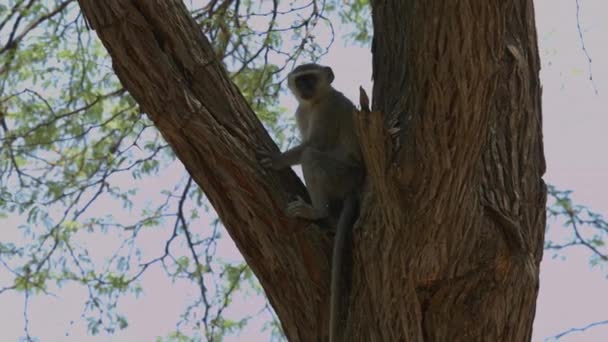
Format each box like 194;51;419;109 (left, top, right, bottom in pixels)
287;64;335;102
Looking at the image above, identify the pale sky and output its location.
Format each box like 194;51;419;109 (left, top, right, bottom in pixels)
1;0;608;341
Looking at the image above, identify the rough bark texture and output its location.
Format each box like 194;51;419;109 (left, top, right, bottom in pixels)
360;1;546;341
78;1;545;341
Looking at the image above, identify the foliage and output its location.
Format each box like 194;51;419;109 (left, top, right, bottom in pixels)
0;0;375;340
545;185;608;264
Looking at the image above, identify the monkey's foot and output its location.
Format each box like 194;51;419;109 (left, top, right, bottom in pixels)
286;197;327;220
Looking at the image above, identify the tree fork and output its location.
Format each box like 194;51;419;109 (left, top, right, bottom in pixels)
78;0;546;341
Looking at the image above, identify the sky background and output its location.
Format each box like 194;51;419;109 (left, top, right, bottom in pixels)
1;0;608;341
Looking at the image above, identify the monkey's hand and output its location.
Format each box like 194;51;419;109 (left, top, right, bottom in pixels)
256;149;284;170
286;196;328;220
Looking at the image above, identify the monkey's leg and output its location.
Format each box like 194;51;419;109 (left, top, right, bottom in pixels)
287;147;358;221
286;147;332;220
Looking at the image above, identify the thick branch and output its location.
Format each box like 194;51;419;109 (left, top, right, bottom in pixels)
77;1;331;340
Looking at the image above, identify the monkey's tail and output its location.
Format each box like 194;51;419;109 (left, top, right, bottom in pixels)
329;194;358;342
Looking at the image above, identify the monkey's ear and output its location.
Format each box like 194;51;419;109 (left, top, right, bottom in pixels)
324;66;335;84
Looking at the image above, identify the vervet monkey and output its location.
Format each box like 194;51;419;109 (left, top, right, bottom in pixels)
258;63;363;342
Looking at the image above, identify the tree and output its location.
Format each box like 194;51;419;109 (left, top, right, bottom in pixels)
72;1;546;341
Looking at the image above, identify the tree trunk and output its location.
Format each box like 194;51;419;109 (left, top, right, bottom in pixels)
360;1;546;340
78;1;545;341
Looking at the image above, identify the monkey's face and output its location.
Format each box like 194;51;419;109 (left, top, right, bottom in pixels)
288;64;335;103
294;73;319;100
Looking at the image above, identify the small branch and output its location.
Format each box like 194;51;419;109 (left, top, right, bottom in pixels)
545;319;608;341
568;211;608;261
574;0;599;94
178;177;212;333
0;0;75;54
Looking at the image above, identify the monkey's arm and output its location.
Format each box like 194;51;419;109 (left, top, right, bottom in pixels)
259;142;309;170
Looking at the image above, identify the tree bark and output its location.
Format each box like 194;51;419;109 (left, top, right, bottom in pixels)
360;1;546;341
77;1;545;341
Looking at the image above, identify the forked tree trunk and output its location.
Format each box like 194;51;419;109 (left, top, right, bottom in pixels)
78;1;545;341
